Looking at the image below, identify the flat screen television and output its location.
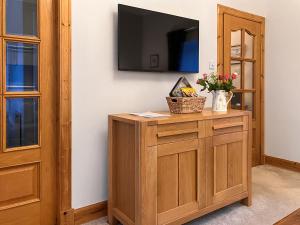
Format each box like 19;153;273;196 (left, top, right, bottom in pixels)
118;4;199;73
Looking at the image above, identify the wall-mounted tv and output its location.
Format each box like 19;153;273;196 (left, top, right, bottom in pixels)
118;4;199;73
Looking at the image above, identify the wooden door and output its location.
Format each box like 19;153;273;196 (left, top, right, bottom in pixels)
0;0;57;224
207;132;248;204
219;7;265;166
157;138;206;225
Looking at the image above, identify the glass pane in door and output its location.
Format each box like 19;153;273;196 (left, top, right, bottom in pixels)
6;0;37;36
231;60;241;89
6;97;39;148
231;92;242;110
245;31;254;59
244;92;254;113
6;42;38;92
231;30;241;58
244;62;254;89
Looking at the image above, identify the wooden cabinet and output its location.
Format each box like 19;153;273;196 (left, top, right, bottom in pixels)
108;110;252;225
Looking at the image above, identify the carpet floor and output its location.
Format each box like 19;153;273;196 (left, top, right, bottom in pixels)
84;165;300;225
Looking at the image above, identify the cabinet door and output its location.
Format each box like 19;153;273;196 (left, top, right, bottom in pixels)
157;139;206;225
207;131;248;204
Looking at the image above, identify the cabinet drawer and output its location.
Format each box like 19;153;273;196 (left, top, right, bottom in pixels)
157;121;198;144
157;139;198;157
212;116;248;135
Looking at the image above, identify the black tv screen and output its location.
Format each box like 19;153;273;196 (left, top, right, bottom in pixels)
118;4;199;73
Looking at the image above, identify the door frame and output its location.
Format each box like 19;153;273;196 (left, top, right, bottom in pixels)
217;4;265;165
58;0;73;224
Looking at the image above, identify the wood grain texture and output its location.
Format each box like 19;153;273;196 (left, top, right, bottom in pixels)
158;202;198;225
212;116;245;136
242;119;252;206
179;150;197;205
57;0;73;224
275;208;300;225
218;4;265;23
0;163;40;210
227;142;243;187
138;123;157;225
110;109;250;124
265;155;300;173
113;121;136;221
260;19;266;165
209;130;249;205
108;117;117;225
157;132;198;145
109;110;252;225
40;0;59;223
198;139;206;209
157;128;198;138
113;208;134;225
213;132;243;146
215;145;228;193
0;203;40;225
157;154;179;213
74;202;107;225
158;121;198;132
157;139;198;157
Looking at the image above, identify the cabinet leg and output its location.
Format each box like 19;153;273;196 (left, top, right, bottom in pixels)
241;197;252;207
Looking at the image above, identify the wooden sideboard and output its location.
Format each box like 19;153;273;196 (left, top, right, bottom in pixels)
108;109;252;225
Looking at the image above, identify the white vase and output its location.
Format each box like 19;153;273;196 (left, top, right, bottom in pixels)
212;90;233;112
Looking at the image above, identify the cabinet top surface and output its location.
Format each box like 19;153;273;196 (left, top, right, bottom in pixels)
109;109;251;124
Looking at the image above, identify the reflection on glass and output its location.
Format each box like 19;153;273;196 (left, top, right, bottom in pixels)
231;60;241;89
245;31;254;59
231;30;241;58
244;62;254;89
6;0;37;36
6;97;39;149
6;42;38;92
244;93;254;113
168;28;199;72
231;92;242;110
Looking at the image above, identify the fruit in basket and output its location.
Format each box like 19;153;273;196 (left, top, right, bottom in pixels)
181;87;198;97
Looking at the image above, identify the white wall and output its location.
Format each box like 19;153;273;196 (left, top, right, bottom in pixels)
265;1;300;162
72;0;268;208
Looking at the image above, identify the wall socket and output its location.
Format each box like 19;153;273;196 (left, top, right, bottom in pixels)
209;61;216;71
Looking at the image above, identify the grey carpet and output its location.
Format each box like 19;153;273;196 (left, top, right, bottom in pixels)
84;165;300;225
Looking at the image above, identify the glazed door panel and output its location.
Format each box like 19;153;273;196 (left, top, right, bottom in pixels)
0;0;57;224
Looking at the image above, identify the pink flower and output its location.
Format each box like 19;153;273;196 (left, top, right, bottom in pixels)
232;73;238;80
225;74;230;80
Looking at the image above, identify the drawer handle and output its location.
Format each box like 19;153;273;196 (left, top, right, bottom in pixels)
213;122;244;130
157;128;198;137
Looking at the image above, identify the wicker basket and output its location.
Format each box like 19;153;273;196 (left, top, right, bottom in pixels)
166;96;206;114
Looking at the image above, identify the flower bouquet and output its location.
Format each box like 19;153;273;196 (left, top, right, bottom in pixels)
197;72;238;112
